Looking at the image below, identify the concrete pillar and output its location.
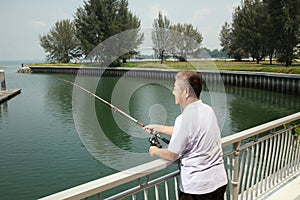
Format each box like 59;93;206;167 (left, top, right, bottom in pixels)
0;70;6;90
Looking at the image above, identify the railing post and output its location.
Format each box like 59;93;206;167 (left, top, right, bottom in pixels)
0;70;6;90
232;141;241;200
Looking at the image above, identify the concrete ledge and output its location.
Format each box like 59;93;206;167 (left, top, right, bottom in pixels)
0;89;21;104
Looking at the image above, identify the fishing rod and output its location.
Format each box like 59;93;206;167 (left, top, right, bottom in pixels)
61;79;169;147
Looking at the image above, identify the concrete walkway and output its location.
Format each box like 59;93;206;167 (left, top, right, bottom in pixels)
262;174;300;200
0;89;21;104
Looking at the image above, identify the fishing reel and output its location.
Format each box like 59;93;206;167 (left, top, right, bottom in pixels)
148;134;163;148
148;130;170;148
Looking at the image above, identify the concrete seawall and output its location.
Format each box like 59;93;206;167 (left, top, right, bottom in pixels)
29;66;300;95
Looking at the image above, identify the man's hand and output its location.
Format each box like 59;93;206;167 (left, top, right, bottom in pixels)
143;124;164;134
149;146;160;156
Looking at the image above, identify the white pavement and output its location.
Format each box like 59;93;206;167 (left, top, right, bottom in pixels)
262;174;300;200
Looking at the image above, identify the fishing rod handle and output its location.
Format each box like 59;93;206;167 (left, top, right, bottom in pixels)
156;133;170;144
137;121;145;127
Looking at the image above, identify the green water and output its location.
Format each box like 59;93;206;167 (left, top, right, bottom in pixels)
0;61;299;199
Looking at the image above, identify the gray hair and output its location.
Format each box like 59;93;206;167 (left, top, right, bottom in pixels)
175;70;202;98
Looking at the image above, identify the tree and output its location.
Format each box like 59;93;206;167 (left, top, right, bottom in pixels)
151;11;203;62
263;0;280;65
219;21;246;61
40;19;82;63
226;0;299;66
232;0;268;64
210;49;226;58
73;0;104;56
219;22;232;60
269;0;300;66
74;0;143;65
152;11;171;64
116;0;144;63
169;23;203;61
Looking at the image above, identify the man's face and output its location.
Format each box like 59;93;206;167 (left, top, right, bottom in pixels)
172;79;184;105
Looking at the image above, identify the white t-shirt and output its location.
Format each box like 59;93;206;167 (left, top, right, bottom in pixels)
168;100;228;194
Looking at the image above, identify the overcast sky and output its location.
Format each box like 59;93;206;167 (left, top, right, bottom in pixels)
0;0;240;61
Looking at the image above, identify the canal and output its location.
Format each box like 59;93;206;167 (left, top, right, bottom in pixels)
0;61;299;200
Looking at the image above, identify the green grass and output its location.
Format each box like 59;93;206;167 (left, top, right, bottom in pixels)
29;63;82;67
29;60;300;74
121;60;300;74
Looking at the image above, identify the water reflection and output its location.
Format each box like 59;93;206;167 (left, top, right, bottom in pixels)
45;75;75;124
0;102;8;124
226;86;300;109
226;86;300;133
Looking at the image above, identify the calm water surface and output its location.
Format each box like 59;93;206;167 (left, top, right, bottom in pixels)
0;61;299;200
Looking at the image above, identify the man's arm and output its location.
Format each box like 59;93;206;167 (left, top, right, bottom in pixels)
160;126;174;136
144;125;174;136
149;146;178;161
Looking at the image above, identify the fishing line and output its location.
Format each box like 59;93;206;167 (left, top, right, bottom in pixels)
61;79;169;146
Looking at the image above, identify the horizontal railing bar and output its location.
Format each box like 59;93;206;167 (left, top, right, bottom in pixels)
238;127;293;151
105;171;180;200
38;160;177;200
222;151;235;157
222;124;295;157
221;112;300;147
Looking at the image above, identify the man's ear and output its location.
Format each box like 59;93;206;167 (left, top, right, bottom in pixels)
184;87;189;97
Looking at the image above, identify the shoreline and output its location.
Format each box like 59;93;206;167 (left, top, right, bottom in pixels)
25;60;300;74
26;65;300;95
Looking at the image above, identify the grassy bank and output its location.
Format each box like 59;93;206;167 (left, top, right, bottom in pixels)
29;60;300;74
29;63;82;67
121;60;300;74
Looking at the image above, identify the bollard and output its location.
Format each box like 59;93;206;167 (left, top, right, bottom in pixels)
0;70;7;90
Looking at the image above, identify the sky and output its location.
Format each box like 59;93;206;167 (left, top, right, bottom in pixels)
0;0;240;61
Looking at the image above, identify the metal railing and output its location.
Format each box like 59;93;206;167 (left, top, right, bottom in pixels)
39;112;300;200
223;112;300;200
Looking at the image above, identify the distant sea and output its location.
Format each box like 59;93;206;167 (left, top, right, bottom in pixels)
0;59;45;67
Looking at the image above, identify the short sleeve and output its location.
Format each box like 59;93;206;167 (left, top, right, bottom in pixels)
168;114;188;155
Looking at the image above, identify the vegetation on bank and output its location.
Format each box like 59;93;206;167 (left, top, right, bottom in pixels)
122;61;300;74
220;0;300;66
40;0;142;64
28;60;300;74
29;63;82;67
